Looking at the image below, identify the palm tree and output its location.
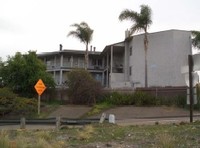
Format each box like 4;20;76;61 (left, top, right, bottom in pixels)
68;22;93;69
119;4;152;87
191;31;200;49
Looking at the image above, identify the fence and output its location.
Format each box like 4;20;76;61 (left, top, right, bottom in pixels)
41;86;187;102
136;86;187;98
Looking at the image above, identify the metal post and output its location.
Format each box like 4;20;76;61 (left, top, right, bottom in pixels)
188;55;194;123
56;116;61;131
20;117;26;129
38;95;41;115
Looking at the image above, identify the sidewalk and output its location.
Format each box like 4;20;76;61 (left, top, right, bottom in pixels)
48;105;200;120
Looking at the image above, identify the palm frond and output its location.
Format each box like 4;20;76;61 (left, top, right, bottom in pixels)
67;22;93;44
191;30;200;49
119;9;139;22
140;5;152;31
118;4;152;35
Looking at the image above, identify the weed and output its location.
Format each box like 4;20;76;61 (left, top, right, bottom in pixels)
155;133;177;148
35;131;52;141
78;125;95;140
0;131;9;148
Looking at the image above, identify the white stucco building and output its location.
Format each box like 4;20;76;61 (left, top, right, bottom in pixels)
38;29;191;88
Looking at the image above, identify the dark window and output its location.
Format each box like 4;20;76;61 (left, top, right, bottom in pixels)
98;59;102;66
129;66;132;76
92;59;96;66
130;47;132;56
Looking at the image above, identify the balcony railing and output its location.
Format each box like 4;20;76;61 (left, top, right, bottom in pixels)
46;64;103;70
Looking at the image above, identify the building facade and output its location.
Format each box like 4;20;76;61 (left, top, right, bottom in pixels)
38;30;191;88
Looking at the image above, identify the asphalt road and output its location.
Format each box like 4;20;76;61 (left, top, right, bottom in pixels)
0;115;200;130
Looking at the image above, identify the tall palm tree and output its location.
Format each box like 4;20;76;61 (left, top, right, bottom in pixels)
119;4;152;87
68;22;93;69
191;30;200;49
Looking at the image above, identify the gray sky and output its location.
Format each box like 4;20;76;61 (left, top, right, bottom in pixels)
0;0;200;60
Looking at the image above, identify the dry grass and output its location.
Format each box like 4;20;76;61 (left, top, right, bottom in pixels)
78;125;95;140
0;121;200;147
155;132;177;148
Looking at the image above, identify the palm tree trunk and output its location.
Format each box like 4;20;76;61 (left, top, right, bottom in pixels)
85;43;88;70
144;32;148;87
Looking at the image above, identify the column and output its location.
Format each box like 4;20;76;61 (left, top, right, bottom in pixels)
110;46;113;74
60;54;63;67
124;42;129;81
59;70;63;85
70;56;73;68
106;52;109;87
102;72;104;86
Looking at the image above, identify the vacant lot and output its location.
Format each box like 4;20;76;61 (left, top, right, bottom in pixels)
1;121;200;148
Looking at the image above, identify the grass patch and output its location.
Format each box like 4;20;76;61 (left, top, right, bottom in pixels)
83;102;114;117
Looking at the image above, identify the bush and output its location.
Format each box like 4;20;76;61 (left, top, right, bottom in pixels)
0;88;17;115
100;91;133;105
67;69;102;105
99;91;158;106
12;97;37;114
99;91;186;107
159;95;186;107
133;91;159;106
0;88;37;116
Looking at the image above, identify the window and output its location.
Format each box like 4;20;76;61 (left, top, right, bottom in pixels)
129;47;132;56
129;66;132;76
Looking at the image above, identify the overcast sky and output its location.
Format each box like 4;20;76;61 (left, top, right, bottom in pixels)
0;0;200;60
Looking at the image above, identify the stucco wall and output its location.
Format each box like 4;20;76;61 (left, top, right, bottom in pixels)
128;30;191;87
110;73;132;88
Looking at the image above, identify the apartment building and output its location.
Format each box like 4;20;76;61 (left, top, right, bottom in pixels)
38;29;191;88
38;45;103;86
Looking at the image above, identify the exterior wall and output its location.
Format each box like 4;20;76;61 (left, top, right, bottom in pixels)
110;73;131;88
129;30;191;87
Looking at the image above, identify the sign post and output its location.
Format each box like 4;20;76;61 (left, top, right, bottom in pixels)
34;79;46;115
188;55;194;123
